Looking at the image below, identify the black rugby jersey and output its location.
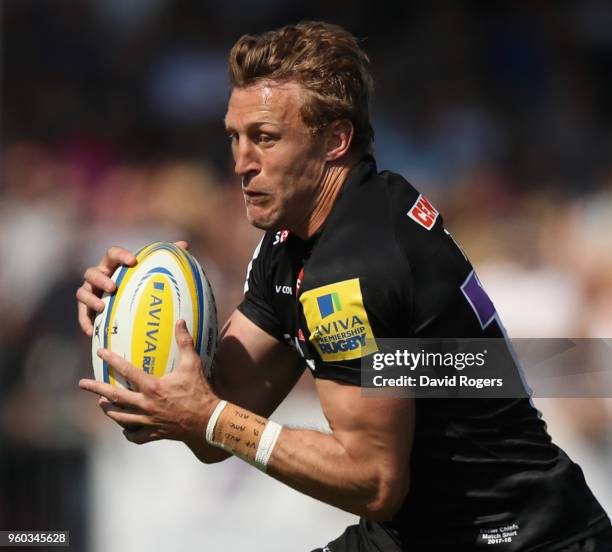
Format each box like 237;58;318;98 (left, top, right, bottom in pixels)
237;156;611;550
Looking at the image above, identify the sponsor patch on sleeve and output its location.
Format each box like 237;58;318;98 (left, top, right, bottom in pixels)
407;194;439;230
299;278;378;362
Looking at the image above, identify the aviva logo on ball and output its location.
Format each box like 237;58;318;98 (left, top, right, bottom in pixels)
131;278;173;377
300;278;378;362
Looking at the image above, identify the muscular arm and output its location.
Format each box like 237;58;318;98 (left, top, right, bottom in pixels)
88;310;413;519
269;381;414;520
209;379;414;520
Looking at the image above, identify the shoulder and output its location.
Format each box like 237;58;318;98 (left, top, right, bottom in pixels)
304;166;405;289
299;164;422;339
374;168;473;284
305;162;463;287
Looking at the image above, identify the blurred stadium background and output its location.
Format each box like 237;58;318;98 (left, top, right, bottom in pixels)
1;1;611;550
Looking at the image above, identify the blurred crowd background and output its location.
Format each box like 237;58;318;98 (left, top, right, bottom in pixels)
1;1;611;551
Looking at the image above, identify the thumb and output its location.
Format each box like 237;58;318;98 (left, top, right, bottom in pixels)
175;319;196;354
173;240;189;251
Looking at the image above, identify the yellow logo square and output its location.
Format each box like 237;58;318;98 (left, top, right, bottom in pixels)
300;278;378;362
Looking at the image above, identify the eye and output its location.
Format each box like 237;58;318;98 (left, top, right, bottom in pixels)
256;133;277;146
227;132;238;143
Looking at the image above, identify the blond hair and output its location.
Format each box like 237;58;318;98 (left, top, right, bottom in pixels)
228;21;374;155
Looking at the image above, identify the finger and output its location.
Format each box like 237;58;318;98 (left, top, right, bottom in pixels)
79;377;145;409
79;378;121;402
77;299;94;337
76;285;105;313
100;401;153;427
97;348;154;392
100;246;137;271
173;240;190;251
99;396;147;413
123;426;161;445
99;397;146;431
84;267;117;294
175;319;199;363
77;281;101;336
98;396;114;408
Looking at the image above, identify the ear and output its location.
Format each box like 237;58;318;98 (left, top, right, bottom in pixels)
324;119;354;161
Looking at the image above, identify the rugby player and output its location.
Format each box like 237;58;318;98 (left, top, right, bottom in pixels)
76;21;612;550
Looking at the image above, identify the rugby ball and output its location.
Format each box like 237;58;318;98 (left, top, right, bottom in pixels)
91;242;217;388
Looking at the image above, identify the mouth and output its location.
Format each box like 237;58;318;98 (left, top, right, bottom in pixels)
243;190;272;205
243;189;267;197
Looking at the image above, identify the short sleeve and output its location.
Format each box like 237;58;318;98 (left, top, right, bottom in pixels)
299;276;383;385
237;235;284;341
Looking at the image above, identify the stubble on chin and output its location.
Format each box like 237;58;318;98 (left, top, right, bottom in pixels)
245;206;275;231
248;217;270;231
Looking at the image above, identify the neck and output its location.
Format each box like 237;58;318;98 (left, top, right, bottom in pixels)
293;159;355;240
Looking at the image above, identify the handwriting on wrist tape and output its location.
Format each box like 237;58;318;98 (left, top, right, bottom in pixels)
205;401;282;471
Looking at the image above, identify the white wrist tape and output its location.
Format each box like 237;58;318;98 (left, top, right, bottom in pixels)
254;420;283;472
205;400;228;444
204;399;282;472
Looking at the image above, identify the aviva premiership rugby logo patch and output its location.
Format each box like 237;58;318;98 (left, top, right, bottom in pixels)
300;278;378;362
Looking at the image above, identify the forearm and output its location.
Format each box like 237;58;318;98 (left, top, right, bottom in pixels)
189;314;305;465
268;427;389;519
207;401;400;520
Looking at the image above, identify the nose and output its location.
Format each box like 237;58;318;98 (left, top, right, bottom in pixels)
233;139;260;182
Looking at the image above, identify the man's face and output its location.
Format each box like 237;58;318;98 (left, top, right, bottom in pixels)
224;82;328;233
